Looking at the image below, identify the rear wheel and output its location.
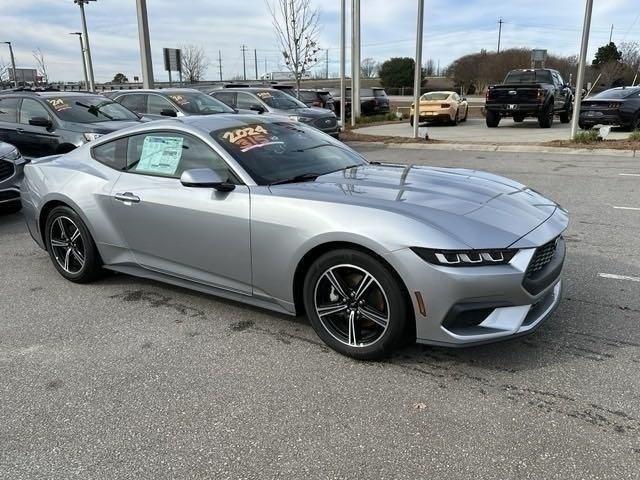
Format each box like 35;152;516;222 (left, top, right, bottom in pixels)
538;102;554;128
461;105;468;122
559;107;572;124
451;108;460;126
486;110;500;128
303;249;409;360
45;206;102;283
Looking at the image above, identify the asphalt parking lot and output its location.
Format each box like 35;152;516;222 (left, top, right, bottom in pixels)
354;117;631;143
2;146;640;479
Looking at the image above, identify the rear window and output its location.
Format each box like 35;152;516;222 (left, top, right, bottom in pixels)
373;89;387;97
504;70;553;84
591;89;639;99
360;88;374;97
0;97;19;123
421;92;450;101
44;96;140;123
298;91;317;102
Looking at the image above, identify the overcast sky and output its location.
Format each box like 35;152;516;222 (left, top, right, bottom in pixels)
1;0;638;83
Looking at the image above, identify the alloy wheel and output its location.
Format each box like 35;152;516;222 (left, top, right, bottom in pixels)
313;264;390;348
49;216;86;275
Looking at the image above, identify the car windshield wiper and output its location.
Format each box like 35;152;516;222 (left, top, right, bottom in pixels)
268;172;323;186
75;101;116;120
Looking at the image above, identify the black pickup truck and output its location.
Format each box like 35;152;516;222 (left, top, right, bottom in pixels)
485;69;573;128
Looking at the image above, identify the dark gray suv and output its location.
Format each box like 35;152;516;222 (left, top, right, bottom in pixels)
0;91;143;158
211;88;340;138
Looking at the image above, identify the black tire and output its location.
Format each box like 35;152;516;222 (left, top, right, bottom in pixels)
44;206;102;283
451;109;460;126
1;200;21;215
461;105;468;122
538;102;554;128
486;110;500;128
559;107;572;124
513;115;525;123
303;249;409;360
409;116;414;127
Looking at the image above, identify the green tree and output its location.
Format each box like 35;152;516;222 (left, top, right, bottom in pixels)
111;72;128;84
378;57;424;88
592;42;622;67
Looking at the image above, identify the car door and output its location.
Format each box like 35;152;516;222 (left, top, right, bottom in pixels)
116;93;147;116
211;91;237;108
16;98;60;157
0;97;21;148
146;94;181;119
236;92;267;113
108;129;252;294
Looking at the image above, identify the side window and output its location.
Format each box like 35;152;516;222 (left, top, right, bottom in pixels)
213;91;236;107
19;98;51;124
125;131;234;181
118;94;146;113
147;95;177;115
0;98;19;123
556;73;565;86
236;93;260;109
452;93;460;102
91;138;128;170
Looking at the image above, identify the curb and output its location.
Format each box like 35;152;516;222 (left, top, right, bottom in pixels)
346;141;638;158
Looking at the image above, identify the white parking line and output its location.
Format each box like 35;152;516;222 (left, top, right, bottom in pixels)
619;173;640;177
613;206;640;211
598;273;640;283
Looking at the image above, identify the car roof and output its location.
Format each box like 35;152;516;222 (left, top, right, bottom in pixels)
113;88;202;95
422;91;454;95
216;87;281;93
166;114;287;132
0;90;102;98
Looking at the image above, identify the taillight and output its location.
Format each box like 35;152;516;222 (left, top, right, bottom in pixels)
608;102;621;109
486;89;492;101
441;103;450;109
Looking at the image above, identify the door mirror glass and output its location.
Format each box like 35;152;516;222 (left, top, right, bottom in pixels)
29;116;53;128
180;168;235;192
160;108;178;117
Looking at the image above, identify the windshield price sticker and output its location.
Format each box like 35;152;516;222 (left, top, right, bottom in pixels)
168;95;190;106
46;98;71;112
135;136;183;175
221;125;283;152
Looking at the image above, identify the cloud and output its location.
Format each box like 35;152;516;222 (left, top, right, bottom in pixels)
2;0;638;82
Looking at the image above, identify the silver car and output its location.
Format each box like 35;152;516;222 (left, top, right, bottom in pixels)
0;141;27;213
21;115;568;359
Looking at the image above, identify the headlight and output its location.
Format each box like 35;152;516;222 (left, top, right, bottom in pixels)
288;115;301;121
411;247;518;267
1;147;22;162
83;132;104;142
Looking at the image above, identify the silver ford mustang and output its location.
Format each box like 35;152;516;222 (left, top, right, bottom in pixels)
21;115;568;359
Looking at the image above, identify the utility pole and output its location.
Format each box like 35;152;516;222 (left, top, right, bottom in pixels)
2;42;17;87
254;49;258;80
351;0;361;126
609;24;614;43
437;59;440;76
69;33;89;89
412;0;425;139
340;0;346;132
74;0;96;91
134;0;154;89
570;0;594;140
218;50;223;81
497;18;503;53
241;45;248;81
264;58;268;78
325;49;329;79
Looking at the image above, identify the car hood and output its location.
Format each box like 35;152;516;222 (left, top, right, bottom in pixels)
272;107;334;118
67;120;144;134
271;164;561;249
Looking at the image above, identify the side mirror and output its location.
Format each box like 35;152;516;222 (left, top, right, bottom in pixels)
180;168;235;192
461;97;467;102
249;104;265;114
29;116;52;128
160;108;178;117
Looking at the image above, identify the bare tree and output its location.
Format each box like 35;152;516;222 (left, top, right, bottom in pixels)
423;58;435;76
361;57;378;78
267;0;321;93
180;45;209;83
0;57;10;87
32;48;48;84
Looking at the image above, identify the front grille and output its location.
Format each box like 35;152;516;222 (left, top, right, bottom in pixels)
0;160;15;182
526;237;559;277
314;116;337;130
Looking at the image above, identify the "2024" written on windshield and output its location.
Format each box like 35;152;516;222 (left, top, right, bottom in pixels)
222;125;269;144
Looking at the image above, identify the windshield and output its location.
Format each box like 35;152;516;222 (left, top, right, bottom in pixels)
591;89;639;99
256;90;307;110
504;70;553;84
212;121;365;185
45;96;139;123
166;91;234;114
421;92;450;101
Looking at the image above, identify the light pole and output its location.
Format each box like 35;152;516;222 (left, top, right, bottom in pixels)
412;0;425;139
135;0;154;89
74;0;96;91
339;0;346;131
350;0;361;126
69;33;89;89
570;0;594;140
2;41;17;87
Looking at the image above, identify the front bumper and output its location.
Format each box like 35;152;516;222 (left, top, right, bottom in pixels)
0;157;25;205
385;217;567;347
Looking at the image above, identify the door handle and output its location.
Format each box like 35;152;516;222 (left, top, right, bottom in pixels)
15;128;24;134
114;192;140;203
